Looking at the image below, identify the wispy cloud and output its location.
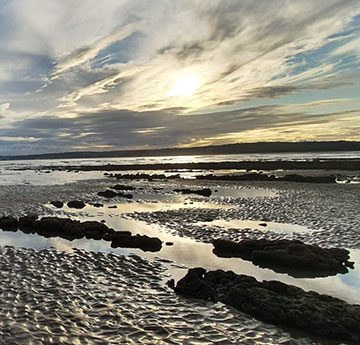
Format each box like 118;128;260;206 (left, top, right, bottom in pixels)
0;1;359;154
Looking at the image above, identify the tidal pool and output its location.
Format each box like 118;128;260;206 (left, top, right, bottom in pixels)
1;211;359;305
197;219;315;234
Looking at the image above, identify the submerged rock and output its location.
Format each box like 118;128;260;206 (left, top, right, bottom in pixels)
213;238;353;278
174;268;360;343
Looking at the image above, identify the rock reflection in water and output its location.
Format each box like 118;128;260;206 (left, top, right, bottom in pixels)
1;217;360;305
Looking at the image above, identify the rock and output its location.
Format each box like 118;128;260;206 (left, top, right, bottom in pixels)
196;173;336;184
0;216;19;230
67;200;86;209
166;242;174;246
108;205;117;209
51;201;63;208
89;202;104;208
174;268;217;301
19;215;38;229
166;279;175;289
213;238;353;278
174;268;360;343
97;190;118;198
282;174;336;183
111;233;162;252
82;221;110;240
117;192;133;199
112;184;136;191
0;214;162;252
173;188;212;197
258;222;267;227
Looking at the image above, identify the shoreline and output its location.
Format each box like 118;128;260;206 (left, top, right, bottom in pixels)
21;158;360;171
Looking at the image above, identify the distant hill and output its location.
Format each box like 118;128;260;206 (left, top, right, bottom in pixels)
1;141;360;161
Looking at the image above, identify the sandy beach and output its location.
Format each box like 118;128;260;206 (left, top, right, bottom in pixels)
0;155;360;344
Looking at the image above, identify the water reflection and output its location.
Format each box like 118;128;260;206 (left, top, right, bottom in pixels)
198;219;314;234
1;218;359;305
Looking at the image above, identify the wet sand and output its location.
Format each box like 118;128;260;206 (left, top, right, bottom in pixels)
0;166;360;344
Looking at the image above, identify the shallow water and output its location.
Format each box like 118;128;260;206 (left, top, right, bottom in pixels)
1;202;360;305
197;219;313;234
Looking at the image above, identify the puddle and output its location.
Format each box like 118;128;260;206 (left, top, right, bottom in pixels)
198;219;314;234
56;197;235;216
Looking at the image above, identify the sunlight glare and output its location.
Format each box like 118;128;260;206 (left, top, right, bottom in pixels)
169;74;200;97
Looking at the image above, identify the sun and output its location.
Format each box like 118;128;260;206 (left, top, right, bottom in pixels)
169;74;200;97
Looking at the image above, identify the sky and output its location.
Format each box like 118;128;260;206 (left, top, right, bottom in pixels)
0;0;360;155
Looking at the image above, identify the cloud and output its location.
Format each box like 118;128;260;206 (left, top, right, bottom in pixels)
50;23;137;78
0;1;360;154
332;36;360;57
0;103;11;112
1;104;358;154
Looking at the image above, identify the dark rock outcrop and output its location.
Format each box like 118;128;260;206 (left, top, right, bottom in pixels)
213;238;353;278
0;216;19;230
173;188;212;197
112;184;136;191
51;201;64;208
174;268;360;343
97;190;118;198
110;232;162;252
117;192;133;199
89;202;104;208
0;216;162;252
196;173;337;184
67;200;86;209
19;215;38;229
97;190;133;199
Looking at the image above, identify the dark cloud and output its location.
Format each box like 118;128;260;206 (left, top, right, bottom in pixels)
1;105;357;155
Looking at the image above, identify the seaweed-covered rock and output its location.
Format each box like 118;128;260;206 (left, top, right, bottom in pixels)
174;268;360;343
213;238;353;277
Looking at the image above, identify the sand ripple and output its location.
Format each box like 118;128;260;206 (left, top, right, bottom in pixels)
0;246;314;345
131;181;360;249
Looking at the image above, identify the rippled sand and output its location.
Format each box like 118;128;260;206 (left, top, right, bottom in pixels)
132;180;360;249
0;246;314;345
0;176;359;344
